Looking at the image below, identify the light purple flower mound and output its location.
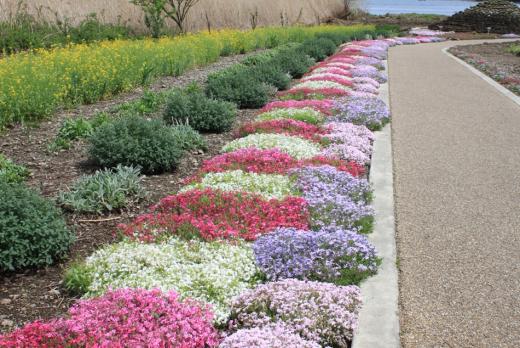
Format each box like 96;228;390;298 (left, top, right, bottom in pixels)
291;165;374;232
355;56;385;70
220;324;320;348
350;65;387;83
361;46;388;60
322;143;370;165
229;279;362;348
330;96;390;130
253;227;380;285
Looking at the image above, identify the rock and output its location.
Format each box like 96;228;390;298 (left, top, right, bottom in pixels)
430;0;520;34
1;319;14;327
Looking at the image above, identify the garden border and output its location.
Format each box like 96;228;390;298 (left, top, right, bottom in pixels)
352;60;400;348
442;45;520;108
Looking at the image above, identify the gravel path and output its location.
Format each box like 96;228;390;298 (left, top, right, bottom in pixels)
390;40;520;348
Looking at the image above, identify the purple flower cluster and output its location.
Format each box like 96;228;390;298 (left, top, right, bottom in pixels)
330;96;391;130
229;279;362;347
350;65;387;83
253;227;380;284
291;165;374;232
355;56;385;70
220;324;320;348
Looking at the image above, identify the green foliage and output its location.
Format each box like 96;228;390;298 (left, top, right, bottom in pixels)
58;165;146;214
0;154;30;183
298;38;338;62
0;6;132;55
164;87;237;132
130;0;166;38
49;113;110;151
314;32;352;45
170;123;207;151
88;115;184;174
249;62;292;90
206;66;271;109
0;180;74;271
270;47;315;78
509;44;520;56
112;91;167;116
64;262;93;295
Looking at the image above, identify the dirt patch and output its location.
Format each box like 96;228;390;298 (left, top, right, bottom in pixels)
0;52;260;332
449;40;520;96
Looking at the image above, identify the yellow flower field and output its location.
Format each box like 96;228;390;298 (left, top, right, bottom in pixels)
0;25;378;128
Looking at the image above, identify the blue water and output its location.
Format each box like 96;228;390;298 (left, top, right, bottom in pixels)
353;0;519;16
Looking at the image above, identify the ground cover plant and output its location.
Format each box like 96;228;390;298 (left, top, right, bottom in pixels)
57;165;145;214
0;180;74;271
0;33;446;345
0;24;379;129
0;154;30;183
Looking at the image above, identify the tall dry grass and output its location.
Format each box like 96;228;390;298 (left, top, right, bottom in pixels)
0;0;345;32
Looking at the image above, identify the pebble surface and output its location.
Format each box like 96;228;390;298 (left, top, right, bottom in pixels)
390;40;520;347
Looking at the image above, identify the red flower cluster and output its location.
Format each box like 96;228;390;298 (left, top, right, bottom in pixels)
0;289;219;348
237;119;325;140
184;149;364;184
119;189;310;242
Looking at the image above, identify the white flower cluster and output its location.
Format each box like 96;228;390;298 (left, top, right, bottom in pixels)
222;134;321;160
292;80;351;92
181;170;296;200
79;238;259;323
256;107;325;124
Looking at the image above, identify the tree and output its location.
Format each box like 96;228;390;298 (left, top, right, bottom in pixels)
130;0;200;36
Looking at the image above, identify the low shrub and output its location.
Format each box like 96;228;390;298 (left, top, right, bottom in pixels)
249;62;292;90
254;227;380;285
181;170;296;200
0;180;73;271
222;133;321;160
163;88;237;132
0;154;30;183
170;123;207;151
229;279;362;347
315;31;352;45
119;189;309;242
112;90;166;116
57;165;145;214
65;238;259;323
509;44;520;57
0;289;219;347
270;48;315;78
206;66;271;109
49;113;110;151
299;38;338;61
88;115;183;174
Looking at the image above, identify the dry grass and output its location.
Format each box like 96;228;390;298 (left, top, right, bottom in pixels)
0;0;345;32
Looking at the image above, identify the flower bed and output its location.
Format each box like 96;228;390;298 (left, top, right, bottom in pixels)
1;35;444;346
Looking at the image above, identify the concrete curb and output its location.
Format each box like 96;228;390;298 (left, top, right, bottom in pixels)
442;46;520;108
352;61;400;348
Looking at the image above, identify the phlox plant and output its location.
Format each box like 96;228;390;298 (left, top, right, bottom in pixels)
118;189;310;242
278;87;350;99
253;227;380;285
324;121;375;142
184;149;365;183
301;74;354;87
229;279;362;347
321;143;371;165
65;238;259;323
330;96;390;130
259;99;335;115
180;170;296;200
291;165;374;232
238;119;325;140
308;66;353;77
352;76;380;88
350;65;388;83
220;324;320;348
322;131;373;157
255;107;325;125
222;133;322;160
0;288;219;347
353;83;379;95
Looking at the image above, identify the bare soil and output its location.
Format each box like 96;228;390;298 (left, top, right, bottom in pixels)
0;52;260;332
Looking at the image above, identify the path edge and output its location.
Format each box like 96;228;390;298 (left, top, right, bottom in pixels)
442;46;520;108
352;60;400;348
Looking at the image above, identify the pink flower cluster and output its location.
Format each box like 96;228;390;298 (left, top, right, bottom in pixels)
237;119;325;141
0;289;219;347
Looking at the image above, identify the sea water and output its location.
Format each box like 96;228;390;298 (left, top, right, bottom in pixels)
352;0;519;16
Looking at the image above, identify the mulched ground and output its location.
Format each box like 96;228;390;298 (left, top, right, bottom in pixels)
0;52;261;332
449;40;520;96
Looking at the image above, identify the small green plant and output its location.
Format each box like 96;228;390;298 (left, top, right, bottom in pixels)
0;154;30;183
112;90;166;116
249;62;292;90
49;113;110;151
0;180;74;271
298;38;338;61
64;262;93;295
170;124;207;151
206;65;271;109
88;115;184;174
58;165;146;214
508;44;520;57
270;47;315;78
164;87;237;132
